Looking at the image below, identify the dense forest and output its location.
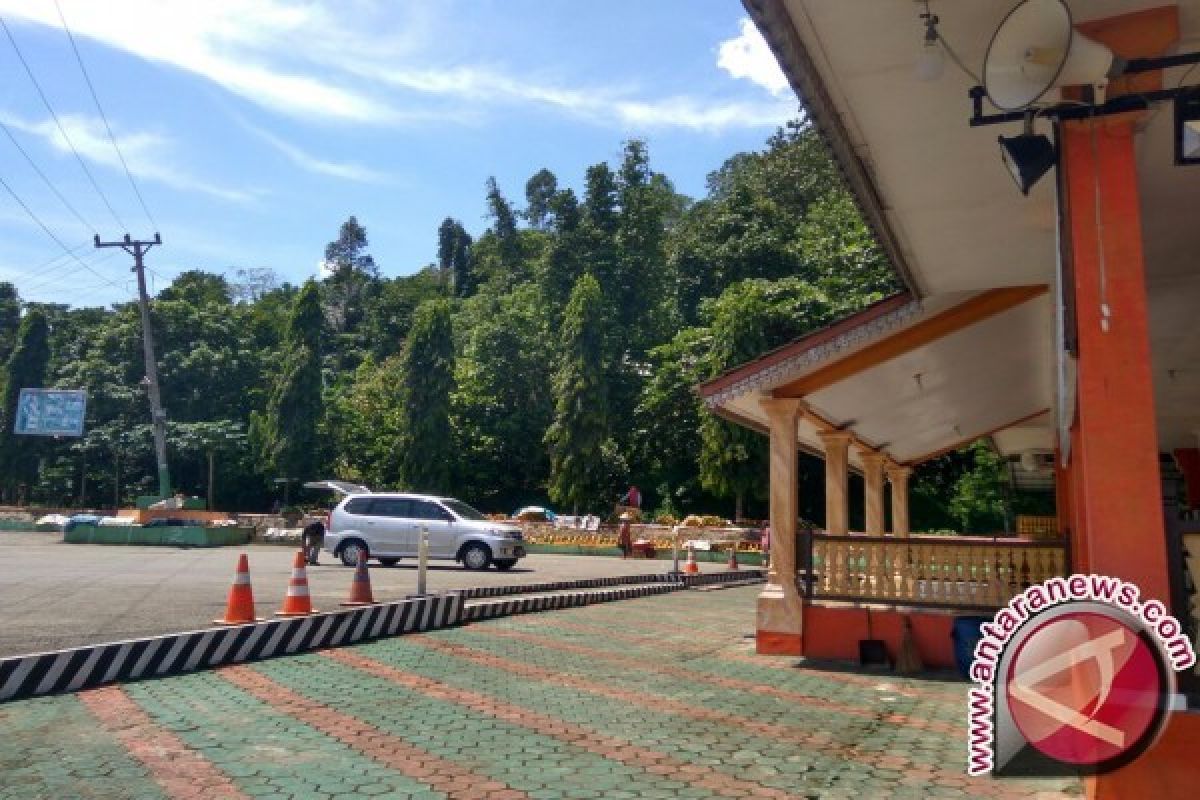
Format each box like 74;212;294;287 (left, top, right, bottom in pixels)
0;120;1030;531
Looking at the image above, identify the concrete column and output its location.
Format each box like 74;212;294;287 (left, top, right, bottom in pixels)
817;430;852;536
886;464;912;537
860;451;886;536
756;396;804;655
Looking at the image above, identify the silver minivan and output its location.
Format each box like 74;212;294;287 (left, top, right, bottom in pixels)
323;491;525;570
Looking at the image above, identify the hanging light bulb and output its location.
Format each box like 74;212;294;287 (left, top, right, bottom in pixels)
915;3;945;81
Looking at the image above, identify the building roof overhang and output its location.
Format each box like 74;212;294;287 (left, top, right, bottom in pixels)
737;1;1200;455
698;285;1053;467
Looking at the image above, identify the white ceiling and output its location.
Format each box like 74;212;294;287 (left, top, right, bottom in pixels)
714;292;1052;465
771;0;1200;454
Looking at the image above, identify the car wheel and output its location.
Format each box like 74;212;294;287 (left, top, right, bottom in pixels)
461;543;492;571
339;539;368;567
493;559;517;571
377;558;399;567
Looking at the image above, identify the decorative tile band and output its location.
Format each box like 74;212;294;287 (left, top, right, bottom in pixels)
703;300;923;409
0;593;463;704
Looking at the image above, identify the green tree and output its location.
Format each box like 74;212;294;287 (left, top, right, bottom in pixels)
536;188;584;322
437;218;474;297
255;281;324;486
949;440;1011;533
322;216;380;373
398;299;455;493
0;282;22;365
329;355;404;488
485;177;521;275
0;309;50;498
524;168;558;229
545;274;618;513
452;284;552;508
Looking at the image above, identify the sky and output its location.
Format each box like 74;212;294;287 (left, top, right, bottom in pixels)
0;0;795;307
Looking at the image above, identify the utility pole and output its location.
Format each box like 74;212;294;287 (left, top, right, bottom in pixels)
94;233;170;500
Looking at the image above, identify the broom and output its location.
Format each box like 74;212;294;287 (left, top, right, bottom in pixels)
896;615;924;675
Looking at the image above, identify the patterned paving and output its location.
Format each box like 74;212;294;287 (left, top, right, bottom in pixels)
0;586;1081;799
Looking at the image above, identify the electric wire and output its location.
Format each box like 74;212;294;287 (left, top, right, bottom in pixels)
20;249;121;294
0;118;95;233
54;0;158;232
0;173;128;293
0;14;126;231
937;32;982;86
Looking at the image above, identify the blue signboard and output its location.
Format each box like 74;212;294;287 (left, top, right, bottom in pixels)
14;389;87;437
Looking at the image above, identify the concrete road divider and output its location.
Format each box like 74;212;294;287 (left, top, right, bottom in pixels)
0;593;463;704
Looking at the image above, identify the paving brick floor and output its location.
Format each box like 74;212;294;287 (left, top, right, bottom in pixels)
0;587;1081;799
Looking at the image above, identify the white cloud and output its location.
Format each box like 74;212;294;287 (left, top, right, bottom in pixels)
0;0;792;134
242;123;391;184
717;18;790;96
0;110;259;203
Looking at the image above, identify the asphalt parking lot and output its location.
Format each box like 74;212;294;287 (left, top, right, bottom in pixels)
0;531;721;658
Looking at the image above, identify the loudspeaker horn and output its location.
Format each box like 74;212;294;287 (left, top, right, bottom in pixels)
984;0;1117;112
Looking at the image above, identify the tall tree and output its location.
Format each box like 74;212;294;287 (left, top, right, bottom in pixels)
485;177;521;276
536;188;584;320
255;281;324;489
321;216;380;365
545;274;619;513
398;299;455;493
524;168;558;229
698;299;768;521
0;309;50;498
452;284;552;507
0;283;21;365
437;217;474;298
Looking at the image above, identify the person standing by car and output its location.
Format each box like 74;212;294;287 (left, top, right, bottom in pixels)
617;513;633;559
302;517;325;566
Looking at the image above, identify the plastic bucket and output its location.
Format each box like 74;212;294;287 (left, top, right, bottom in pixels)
951;615;992;678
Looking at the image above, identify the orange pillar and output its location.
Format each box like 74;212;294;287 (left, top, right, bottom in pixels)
1060;117;1168;601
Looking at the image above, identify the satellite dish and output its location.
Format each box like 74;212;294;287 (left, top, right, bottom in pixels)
984;0;1117;111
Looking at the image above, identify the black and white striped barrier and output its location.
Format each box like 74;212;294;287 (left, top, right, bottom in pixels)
673;569;766;587
459;573;676;599
463;582;681;622
0;593;462;704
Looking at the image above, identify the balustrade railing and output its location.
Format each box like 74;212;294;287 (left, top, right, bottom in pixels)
801;533;1069;610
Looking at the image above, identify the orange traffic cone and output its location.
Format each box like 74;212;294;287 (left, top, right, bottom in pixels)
277;550;319;616
726;545;739;572
341;549;376;606
213;554;263;624
683;543;700;574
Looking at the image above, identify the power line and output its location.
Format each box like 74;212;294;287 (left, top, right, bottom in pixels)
1;245;92;290
20;249;121;294
0;14;126;231
54;0;158;232
0;173;128;293
0;118;96;233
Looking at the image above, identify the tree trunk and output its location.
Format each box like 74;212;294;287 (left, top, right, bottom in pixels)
79;455;87;508
735;490;744;524
113;451;120;511
207;449;215;511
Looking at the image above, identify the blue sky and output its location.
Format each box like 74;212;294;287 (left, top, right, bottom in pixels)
0;1;795;307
